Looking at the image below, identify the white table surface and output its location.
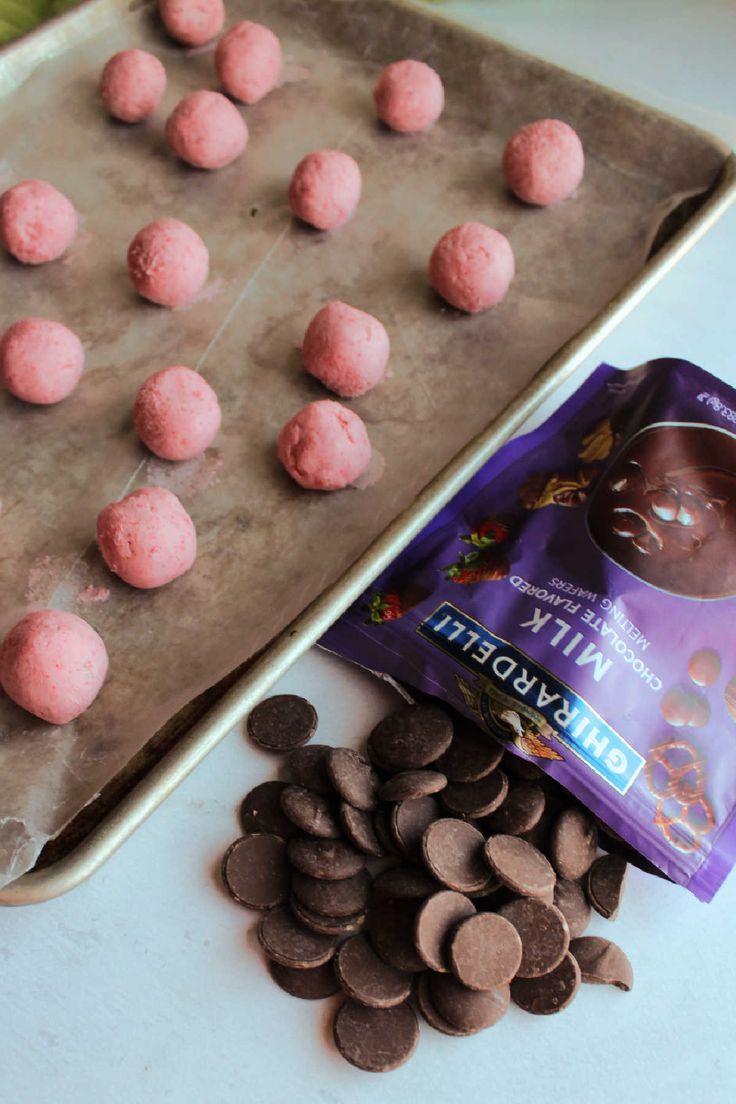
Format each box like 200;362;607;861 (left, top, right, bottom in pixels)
2;3;736;1102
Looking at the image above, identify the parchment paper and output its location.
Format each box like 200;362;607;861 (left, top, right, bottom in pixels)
0;0;727;888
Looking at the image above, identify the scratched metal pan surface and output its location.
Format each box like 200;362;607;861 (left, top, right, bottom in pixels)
0;0;733;903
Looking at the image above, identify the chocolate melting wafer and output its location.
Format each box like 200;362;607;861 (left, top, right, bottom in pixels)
220;695;644;1072
247;694;317;752
570;936;634;991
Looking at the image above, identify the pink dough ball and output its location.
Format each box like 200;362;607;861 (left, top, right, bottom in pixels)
159;0;224;46
0;610;108;725
303;301;389;398
0;179;77;265
127;218;209;308
278;400;371;491
288;150;361;231
215;20;283;104
96;486;197;589
0;317;84;405
99;49;167;123
502;118;584;206
165;90;248;170
133;366;221;460
373;59;444;133
429;222;515;314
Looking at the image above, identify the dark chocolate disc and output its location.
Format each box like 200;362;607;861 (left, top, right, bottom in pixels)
257;905;337;968
290;896;366;936
269;959;340;1000
414;890;476;972
497;897;570;979
247;695;317;751
553;878;592;939
435;724;503;783
511;951;581;1014
449;912;522;990
587;855;628;920
484;835;556;898
222;834;289;910
550;807;599;880
441;770;509;818
280;785;341;838
291;868;371;918
415;973;482;1037
570;936;634;991
287;835;365;880
379;770;447;802
369;704;453;770
390;795;440;859
368;898;426;973
285;744;334;796
429;972;510;1032
422;818;493;894
333;999;419;1072
335;935;413;1009
339;802;386;857
326;748;379;811
484;781;546;836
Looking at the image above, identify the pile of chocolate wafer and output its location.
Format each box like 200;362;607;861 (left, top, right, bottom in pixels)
221;694;638;1072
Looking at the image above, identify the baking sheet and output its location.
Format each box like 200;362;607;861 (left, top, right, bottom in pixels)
0;0;728;889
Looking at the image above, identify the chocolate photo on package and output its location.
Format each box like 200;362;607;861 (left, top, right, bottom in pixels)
322;359;736;902
588;422;736;599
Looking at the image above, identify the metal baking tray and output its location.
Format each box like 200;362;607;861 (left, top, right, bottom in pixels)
0;0;733;904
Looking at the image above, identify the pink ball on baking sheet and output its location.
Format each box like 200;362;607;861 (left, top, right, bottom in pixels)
0;317;84;405
99;49;167;123
159;0;224;47
303;301;389;398
215;20;283;104
502;118;584;206
96;486;197;589
373;59;444;133
165;90;248;170
133;366;221;461
278;400;372;491
127;218;209;307
0;179;77;265
0;610;108;725
429;221;515;313
288;150;362;231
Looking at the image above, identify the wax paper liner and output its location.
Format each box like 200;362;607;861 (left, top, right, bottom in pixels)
0;0;728;889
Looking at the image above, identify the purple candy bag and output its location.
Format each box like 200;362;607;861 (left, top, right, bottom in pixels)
322;359;736;900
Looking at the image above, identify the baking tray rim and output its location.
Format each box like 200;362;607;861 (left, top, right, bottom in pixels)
0;0;734;905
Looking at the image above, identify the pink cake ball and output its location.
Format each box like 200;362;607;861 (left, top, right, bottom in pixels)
99;49;166;123
97;486;197;589
165;90;248;170
133;366;221;460
159;0;224;46
0;317;84;405
373;59;444;133
288;151;362;231
278;400;371;491
429;222;515;314
127;218;209;307
0;179;77;265
303;301;389;398
0;610;108;725
215;20;283;104
502;118;584;206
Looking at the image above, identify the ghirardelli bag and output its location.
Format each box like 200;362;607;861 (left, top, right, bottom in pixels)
323;360;736;900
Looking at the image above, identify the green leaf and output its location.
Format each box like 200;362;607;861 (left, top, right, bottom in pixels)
51;0;82;14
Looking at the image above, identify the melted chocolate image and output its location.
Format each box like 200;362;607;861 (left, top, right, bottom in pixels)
588;423;736;598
